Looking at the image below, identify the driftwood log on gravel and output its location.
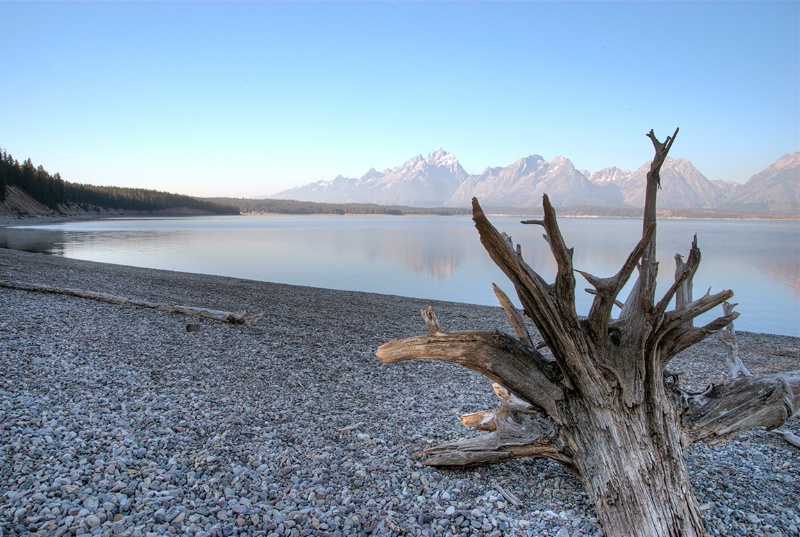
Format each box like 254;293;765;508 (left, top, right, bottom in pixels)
0;280;248;324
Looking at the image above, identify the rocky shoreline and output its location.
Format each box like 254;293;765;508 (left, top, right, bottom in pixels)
1;248;798;537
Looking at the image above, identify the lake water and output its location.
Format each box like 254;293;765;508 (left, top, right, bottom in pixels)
2;215;798;336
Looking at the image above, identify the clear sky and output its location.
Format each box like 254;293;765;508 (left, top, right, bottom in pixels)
1;1;797;198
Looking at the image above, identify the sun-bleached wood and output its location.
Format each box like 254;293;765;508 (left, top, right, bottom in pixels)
0;280;248;324
376;129;800;537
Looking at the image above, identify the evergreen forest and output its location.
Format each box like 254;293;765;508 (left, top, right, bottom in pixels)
0;149;239;215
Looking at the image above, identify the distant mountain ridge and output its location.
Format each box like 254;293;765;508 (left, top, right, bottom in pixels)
273;149;800;214
282;147;469;207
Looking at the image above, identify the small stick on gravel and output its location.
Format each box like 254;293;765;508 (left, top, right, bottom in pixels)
338;422;365;434
495;484;524;507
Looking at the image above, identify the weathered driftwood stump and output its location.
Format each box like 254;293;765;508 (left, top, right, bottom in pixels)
376;129;800;537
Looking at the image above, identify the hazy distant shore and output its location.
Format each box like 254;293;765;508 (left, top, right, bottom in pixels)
0;210;227;229
1;209;798;232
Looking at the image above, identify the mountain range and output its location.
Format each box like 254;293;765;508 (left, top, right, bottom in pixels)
273;148;800;214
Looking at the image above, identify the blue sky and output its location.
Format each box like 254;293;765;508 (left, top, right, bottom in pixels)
1;2;797;198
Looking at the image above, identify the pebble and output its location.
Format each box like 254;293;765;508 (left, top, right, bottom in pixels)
1;248;799;537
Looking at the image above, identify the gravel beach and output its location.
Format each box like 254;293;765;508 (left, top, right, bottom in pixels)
1;247;798;537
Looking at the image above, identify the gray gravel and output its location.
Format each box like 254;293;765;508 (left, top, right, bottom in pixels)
1;248;798;537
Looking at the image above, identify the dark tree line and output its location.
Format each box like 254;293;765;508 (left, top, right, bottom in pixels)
63;183;239;214
0;151;66;209
0;148;238;215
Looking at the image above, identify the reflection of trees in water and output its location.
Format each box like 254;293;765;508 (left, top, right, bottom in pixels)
0;228;66;255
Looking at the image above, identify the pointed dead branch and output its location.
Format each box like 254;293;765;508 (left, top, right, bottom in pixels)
638;127;680;309
655;235;701;316
472;199;556;328
659;289;735;338
660;310;740;360
421;306;445;335
646;128;679;191
493;284;533;347
673;240;697;318
473;198;595;394
540;195;578;321
472;198;587;386
577;223;656;343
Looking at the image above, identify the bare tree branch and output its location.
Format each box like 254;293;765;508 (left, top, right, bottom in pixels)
577;223;656;344
662;287;735;329
541;195;578;322
376;312;564;417
414;407;570;469
638;127;680;310
472;199;589;390
660;312;740;360
493;284;533;347
656;235;701;316
773;426;800;448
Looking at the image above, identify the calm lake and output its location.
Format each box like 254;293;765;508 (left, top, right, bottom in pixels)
2;215;798;336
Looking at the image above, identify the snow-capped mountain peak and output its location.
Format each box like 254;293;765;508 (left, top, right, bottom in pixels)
425;147;456;165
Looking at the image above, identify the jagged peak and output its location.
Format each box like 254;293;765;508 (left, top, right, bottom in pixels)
586;166;628;184
770;150;800;169
549;155;576;170
508;155;546;175
359;168;384;181
521;154;546;164
424;147;459;167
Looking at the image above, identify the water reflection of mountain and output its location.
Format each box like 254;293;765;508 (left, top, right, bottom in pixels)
753;255;800;297
330;226;467;281
397;250;460;281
